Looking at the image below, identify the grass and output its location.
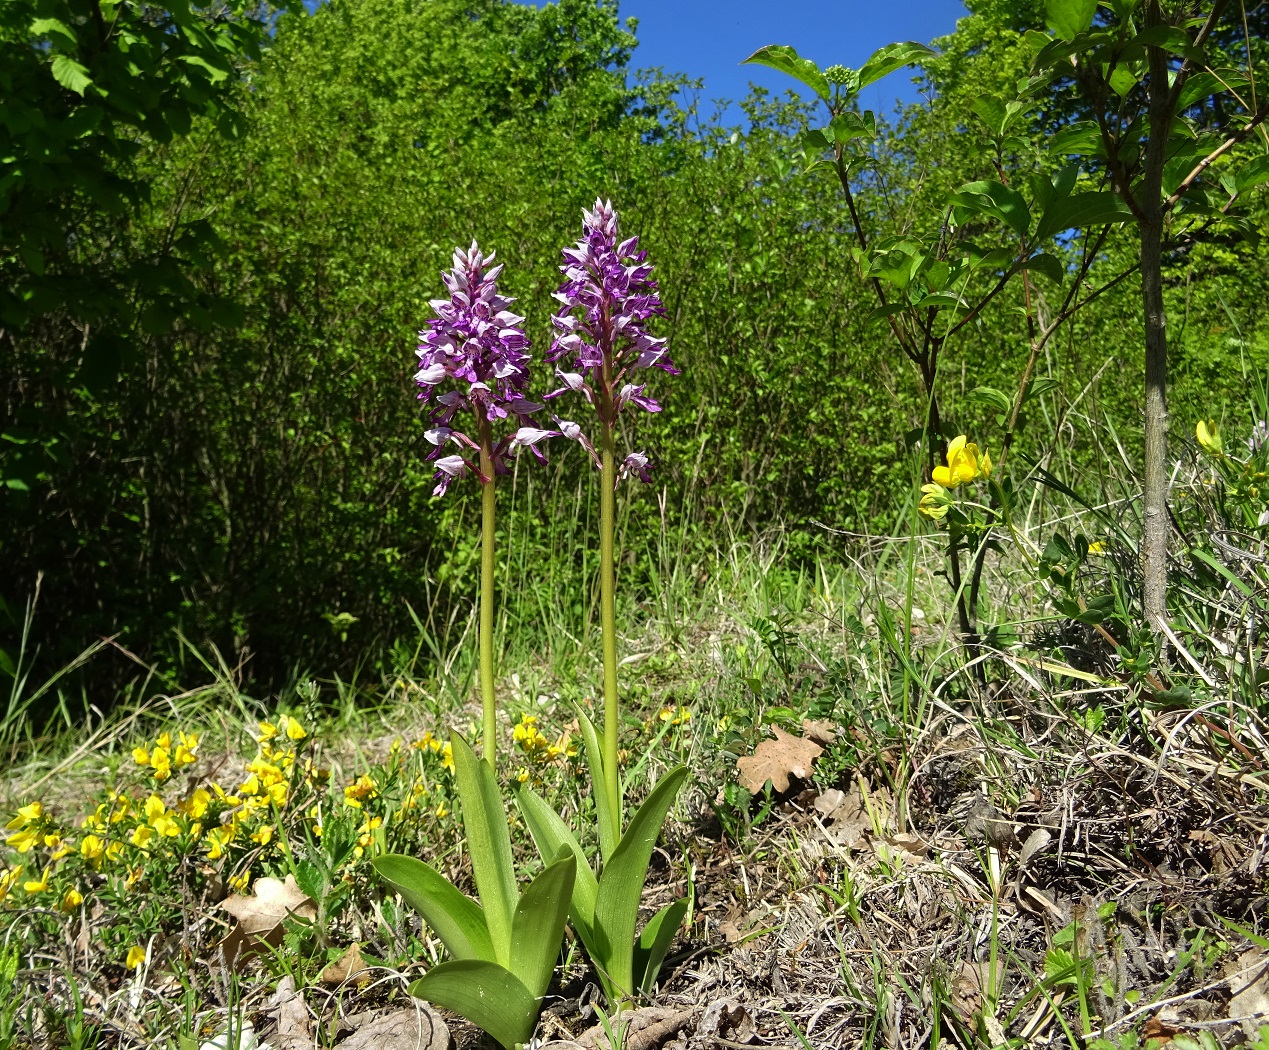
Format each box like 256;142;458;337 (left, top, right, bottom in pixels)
2;411;1268;1050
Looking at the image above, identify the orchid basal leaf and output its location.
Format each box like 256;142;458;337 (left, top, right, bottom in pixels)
514;786;599;941
510;851;576;1000
372;854;493;962
633;897;689;995
450;732;517;965
409;960;539;1050
592;765;688;997
575;708;618;862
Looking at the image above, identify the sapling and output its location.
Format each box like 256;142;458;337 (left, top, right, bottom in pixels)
516;200;688;1003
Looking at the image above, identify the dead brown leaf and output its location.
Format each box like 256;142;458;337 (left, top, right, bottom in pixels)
266;975;313;1050
217;874;316;970
320;942;370;986
574;1007;698;1050
736;727;823;794
337;1006;449;1050
801;718;837;747
1225;947;1269;1037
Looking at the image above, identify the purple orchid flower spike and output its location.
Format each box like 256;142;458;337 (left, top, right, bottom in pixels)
415;242;551;495
547;198;677;485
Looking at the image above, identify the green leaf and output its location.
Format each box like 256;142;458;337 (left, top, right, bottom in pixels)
949;180;1031;238
1045;0;1096;39
742;45;831;102
450;733;518;967
967;386;1013;415
1022;252;1064;283
51;55;94;96
372;855;494;962
514;786;599;939
510;852;576;1000
409;960;539;1050
632;897;689;994
30;18;78;46
829;111;875;145
592;766;688;997
575;708;618;862
1235;155;1269;195
857;42;936;90
1036;191;1133;240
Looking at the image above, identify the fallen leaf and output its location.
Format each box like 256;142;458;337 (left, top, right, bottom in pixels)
1226;947;1269;1037
696;1000;754;1044
337;1006;449;1050
266;975;312;1050
217;874;316;970
736;727;823;794
320;942;370;986
1019;828;1052;867
949;960;1002;1024
575;1007;698;1050
801;718;837;746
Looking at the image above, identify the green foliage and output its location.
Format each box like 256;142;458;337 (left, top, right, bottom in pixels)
516;728;688;1003
374;733;575;1049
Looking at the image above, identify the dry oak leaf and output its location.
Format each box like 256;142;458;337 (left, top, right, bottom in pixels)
265;975;313;1050
320;941;370;986
736;727;823;794
217;874;316;970
337;1006;449;1050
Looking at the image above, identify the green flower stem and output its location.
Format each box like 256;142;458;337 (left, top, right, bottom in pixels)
478;417;497;766
599;414;621;832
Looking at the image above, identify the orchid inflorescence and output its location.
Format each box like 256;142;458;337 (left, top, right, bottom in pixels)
372;200;686;1048
414;242;554;496
547;198;678;484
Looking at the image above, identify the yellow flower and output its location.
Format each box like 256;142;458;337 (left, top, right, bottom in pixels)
435;802;448;819
1088;541;1108;555
144;795;166;824
133;746;151;768
182;789;211;820
1196;419;1223;456
126;945;146;970
343;774;377;808
228;871;250;892
131;825;154;849
156;732;172;751
81;835;105;862
440;743;454;772
6;827;39;853
918;482;954;521
61;888;84;912
280;715;306;741
932;435;992;488
257;721;279;741
6;801;44;829
23;866;50;894
0;867;21;902
152;814;180;838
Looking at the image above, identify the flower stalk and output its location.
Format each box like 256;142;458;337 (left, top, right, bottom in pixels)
478;418;498;765
598;415;620;828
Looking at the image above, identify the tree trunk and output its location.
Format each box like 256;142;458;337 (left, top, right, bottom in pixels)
1140;1;1173;634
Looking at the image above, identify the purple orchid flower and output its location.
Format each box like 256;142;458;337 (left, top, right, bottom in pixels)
546;199;676;484
415;242;552;495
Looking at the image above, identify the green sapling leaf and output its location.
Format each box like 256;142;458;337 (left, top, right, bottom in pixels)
742;45;831;102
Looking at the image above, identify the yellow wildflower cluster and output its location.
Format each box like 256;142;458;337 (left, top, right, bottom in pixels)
658;705;692;726
511;714;578;785
411;731;455;772
133;731;199;782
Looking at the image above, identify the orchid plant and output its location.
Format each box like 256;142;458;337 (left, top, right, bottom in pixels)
412;242;553;761
515;199;689;1004
374;244;570;1050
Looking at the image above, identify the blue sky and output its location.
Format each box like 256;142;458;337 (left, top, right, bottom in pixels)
581;1;970;121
